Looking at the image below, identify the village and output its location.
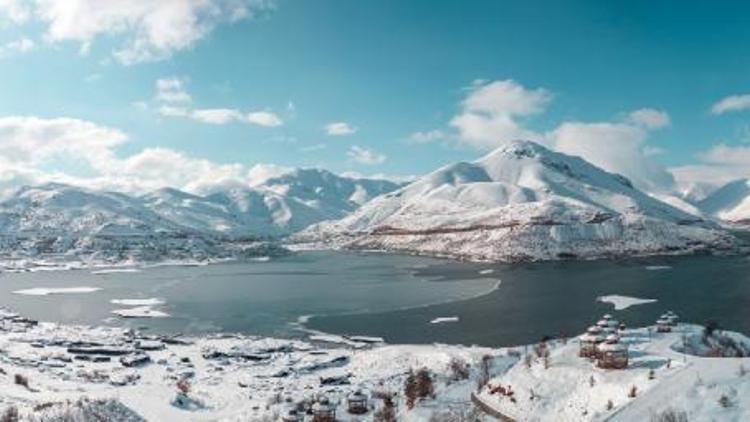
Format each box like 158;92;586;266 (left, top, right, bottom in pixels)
0;306;748;421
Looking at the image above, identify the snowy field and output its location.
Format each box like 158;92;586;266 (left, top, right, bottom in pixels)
0;308;748;421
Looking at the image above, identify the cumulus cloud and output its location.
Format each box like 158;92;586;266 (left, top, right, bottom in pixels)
325;122;357;136
151;77;283;127
0;116;125;168
445;79;675;192
347;145;386;165
450;79;550;150
549;120;676;192
0;115;298;197
711;94;750;115
0;0;273;65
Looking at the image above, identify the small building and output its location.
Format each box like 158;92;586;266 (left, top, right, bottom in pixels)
312;397;336;422
596;334;628;369
665;311;679;325
602;314;613;321
656;316;672;332
596;319;609;329
347;390;368;414
579;326;605;358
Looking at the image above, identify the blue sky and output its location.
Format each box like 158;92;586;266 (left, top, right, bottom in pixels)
0;0;748;195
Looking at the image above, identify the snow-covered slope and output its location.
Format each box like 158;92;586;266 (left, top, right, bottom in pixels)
698;179;750;224
0;171;400;264
302;140;737;261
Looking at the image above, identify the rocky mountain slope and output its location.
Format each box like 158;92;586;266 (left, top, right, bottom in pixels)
301;140;738;262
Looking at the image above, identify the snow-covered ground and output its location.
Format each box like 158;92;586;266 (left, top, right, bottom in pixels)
0;308;747;421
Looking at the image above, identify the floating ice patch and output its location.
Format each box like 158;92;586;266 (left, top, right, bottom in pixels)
111;298;165;306
479;269;494;275
13;287;102;296
430;316;459;324
112;306;169;318
645;265;672;271
597;295;657;310
91;268;141;275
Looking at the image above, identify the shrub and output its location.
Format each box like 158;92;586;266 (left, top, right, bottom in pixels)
588;375;595;388
606;400;614;411
0;406;19;422
738;364;747;377
14;374;29;390
628;385;638;398
477;355;492;391
448;357;469;381
404;368;434;409
718;394;732;408
649;369;655;380
372;390;396;422
650;408;688;422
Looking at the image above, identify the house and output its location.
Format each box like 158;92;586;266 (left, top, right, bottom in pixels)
596;334;628;369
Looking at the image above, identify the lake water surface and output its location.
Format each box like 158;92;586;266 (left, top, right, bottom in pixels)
1;251;748;347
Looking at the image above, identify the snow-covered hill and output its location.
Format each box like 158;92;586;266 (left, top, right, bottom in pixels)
0;170;400;265
698;179;750;224
301;140;737;262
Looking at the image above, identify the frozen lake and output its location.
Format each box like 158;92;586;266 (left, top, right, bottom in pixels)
1;251;749;347
0;251;497;338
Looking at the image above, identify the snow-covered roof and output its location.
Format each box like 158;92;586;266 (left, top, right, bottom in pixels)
598;341;627;352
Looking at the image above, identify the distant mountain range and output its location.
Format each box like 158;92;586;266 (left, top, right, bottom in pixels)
0;141;746;265
698;179;750;225
301;141;739;261
0;169;400;239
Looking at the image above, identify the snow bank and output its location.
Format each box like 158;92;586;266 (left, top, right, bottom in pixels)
92;268;142;274
111;298;165;306
111;306;170;318
13;287;102;296
645;265;672;271
597;295;657;310
430;316;460;324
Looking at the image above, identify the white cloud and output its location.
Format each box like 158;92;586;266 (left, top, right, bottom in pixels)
0;0;273;65
409;129;445;144
0;115;299;197
246;111;282;127
347;145;386;165
450;79;550;150
325;122;357;136
155;77;191;104
191;108;243;124
0;0;31;23
627;108;670;129
669;143;750;193
0;37;34;58
151;77;283;127
711;94;750;115
548;121;675;192
0;116;125;168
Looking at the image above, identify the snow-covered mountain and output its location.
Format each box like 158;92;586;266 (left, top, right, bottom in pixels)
0;170;401;265
698;179;750;224
301;140;738;262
